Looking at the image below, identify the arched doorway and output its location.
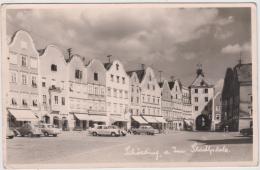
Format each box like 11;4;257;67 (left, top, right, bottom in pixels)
53;116;59;128
196;114;211;131
43;115;50;124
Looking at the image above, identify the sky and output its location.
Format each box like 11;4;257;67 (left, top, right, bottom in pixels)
6;6;252;87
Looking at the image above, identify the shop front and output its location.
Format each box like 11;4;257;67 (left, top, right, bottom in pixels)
8;108;39;127
74;113;89;130
110;116;129;129
142;116;162;132
131;115;148;128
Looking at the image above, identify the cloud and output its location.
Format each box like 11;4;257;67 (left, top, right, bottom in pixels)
214;27;233;40
221;42;251;54
215;16;234;26
183;52;196;60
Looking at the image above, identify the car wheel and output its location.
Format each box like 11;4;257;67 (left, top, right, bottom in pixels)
28;132;33;137
133;131;137;135
53;134;57;137
92;132;97;136
44;132;49;137
111;132;116;137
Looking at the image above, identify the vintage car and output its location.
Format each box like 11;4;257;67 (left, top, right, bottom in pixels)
15;123;42;137
6;128;15;139
132;125;159;135
240;128;253;136
39;124;61;137
89;125;126;137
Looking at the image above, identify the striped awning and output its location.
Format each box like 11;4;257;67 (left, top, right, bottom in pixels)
8;109;38;121
89;115;107;122
132;116;148;124
74;114;89;120
110;116;128;122
142;116;158;123
155;116;167;123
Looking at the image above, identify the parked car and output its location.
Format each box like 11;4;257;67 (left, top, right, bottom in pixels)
240;128;253;136
89;125;125;137
15;123;42;137
132;125;159;135
6;128;15;139
39;124;61;137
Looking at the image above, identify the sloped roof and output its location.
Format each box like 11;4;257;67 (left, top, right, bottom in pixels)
234;63;252;83
104;62;113;70
168;81;175;90
190;74;213;88
126;70;145;82
37;49;45;56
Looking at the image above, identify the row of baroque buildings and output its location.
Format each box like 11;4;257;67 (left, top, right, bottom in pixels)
6;30;220;131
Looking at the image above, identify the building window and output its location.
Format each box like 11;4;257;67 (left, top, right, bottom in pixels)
117;76;120;83
125;91;128;99
116;63;119;70
147;84;150;90
131;97;134;102
176;94;178;99
204;89;208;93
205;97;208;102
11;72;17;83
114;89;117;98
54;96;58;104
51;64;57;71
43;95;47;104
195;106;198;111
107;87;111;96
22;99;28;106
149;75;152;81
75;69;83;79
122;77;125;84
195;97;198;102
132;86;134;92
137;97;139;103
21;56;27;67
111;74;114;82
22;74;27;85
32;99;37;107
195;89;198;93
153;85;155;90
94;72;98;81
62;97;65;105
119;90;123;98
11;98;17;105
32;76;37;88
42;82;46;87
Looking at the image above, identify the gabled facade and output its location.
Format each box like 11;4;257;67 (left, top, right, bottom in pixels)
39;45;69;130
189;66;214;130
67;54;88;130
7;30;40;127
127;71;141;116
160;80;174;129
86;59;107;127
104;60;130;128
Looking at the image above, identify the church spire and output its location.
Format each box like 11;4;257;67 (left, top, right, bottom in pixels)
196;64;204;77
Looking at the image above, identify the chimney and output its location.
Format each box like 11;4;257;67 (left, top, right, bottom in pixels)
141;64;145;70
67;48;72;60
107;55;112;63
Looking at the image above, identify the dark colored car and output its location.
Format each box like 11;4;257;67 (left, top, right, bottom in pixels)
132;125;159;135
15;123;42;137
240;128;253;136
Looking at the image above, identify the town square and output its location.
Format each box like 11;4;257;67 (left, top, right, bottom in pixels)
2;4;256;168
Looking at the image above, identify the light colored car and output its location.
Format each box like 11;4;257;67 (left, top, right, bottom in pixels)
15;123;42;137
6;128;15;139
39;124;61;137
89;125;125;137
132;125;159;135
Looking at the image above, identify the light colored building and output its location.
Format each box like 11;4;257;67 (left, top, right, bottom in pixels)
128;67;166;131
7;30;40;127
211;91;222;131
38;45;70;130
127;71;141;116
67;54;89;130
159;80;174;130
168;80;185;130
104;60;130;128
85;59;107;127
182;86;193;129
189;66;214;131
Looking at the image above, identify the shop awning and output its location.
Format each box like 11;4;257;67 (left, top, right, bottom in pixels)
184;120;192;126
132;116;148;124
110;116;128;122
155;116;167;123
8;109;38;121
74;114;90;120
142;116;158;123
89;115;107;122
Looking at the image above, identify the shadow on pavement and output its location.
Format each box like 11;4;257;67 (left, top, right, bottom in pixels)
189;137;253;145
